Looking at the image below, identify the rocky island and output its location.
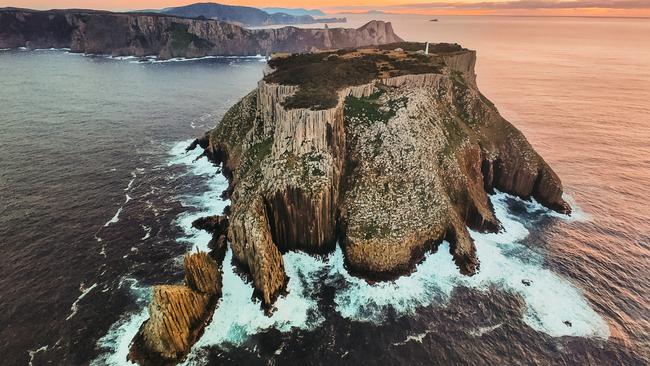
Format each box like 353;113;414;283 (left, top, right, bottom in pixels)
0;8;400;59
129;42;571;364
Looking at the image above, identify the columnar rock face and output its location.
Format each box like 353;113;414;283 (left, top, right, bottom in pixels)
203;43;570;304
184;252;221;295
129;252;221;365
136;286;210;362
0;9;402;59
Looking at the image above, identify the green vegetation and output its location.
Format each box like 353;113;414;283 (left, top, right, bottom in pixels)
249;138;273;164
359;221;391;240
372;42;466;53
450;70;475;125
299;151;326;186
265;44;445;110
266;52;381;110
344;89;407;127
210;91;257;159
167;22;212;53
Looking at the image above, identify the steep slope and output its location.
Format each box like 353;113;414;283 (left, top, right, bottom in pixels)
198;42;570;307
0;8;400;59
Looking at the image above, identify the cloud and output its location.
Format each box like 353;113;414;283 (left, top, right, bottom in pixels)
332;0;650;11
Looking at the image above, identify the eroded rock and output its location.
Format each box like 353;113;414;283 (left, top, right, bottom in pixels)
128;252;221;365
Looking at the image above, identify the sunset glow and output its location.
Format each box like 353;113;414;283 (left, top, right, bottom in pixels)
2;0;649;17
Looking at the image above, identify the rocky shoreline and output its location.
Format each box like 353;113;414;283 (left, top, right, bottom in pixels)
128;42;571;364
0;9;401;59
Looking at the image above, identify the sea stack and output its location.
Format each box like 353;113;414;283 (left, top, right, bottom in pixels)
200;42;570;305
128;251;223;365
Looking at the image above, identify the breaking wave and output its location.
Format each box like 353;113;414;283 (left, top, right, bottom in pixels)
328;192;608;339
95;139;608;365
186;248;326;362
92;278;150;366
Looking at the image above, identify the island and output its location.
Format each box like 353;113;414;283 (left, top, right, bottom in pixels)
0;8;399;59
127;42;571;365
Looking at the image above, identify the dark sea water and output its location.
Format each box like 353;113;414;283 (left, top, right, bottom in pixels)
1;16;649;366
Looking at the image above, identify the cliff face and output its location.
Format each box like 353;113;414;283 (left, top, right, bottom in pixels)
0;9;401;59
127;43;570;364
201;44;570;306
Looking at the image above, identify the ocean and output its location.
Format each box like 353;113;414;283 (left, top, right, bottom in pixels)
0;15;648;365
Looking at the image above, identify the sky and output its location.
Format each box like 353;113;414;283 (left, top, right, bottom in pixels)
2;0;649;17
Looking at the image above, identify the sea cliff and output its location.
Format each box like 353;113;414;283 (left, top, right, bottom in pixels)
130;42;570;364
0;8;401;59
202;42;570;303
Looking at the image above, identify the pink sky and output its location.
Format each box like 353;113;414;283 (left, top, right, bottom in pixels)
2;0;649;17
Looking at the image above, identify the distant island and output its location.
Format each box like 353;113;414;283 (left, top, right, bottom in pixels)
0;8;398;59
129;41;571;365
159;2;344;27
262;7;326;17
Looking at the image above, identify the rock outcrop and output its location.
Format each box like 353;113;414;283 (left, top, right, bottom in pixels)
128;252;221;365
0;8;401;59
198;42;570;305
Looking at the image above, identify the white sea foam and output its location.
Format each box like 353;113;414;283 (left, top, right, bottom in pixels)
182;139;606;356
99;137;606;363
104;207;123;227
184;248;326;364
27;345;49;365
168;140;229;252
469;323;504;337
66;283;98;320
34;47;69;52
141;225;152;240
92;279;149;366
123;55;266;64
328;192;609;339
392;330;432;346
508;192;590;223
124;176;135;191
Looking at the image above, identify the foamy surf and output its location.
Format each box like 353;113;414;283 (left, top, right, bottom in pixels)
97;137;607;364
124;55;266;64
329;192;608;339
168;140;229;252
92;278;150;366
66;282;98;320
104;207;123;227
141;225;152;240
94;140;232;364
183;248;326;364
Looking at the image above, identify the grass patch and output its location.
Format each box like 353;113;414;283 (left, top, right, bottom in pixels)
359;221;391;240
265;43;446;110
344;89;407;127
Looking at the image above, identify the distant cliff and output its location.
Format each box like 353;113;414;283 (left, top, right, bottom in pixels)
0;8;400;59
161;3;345;27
